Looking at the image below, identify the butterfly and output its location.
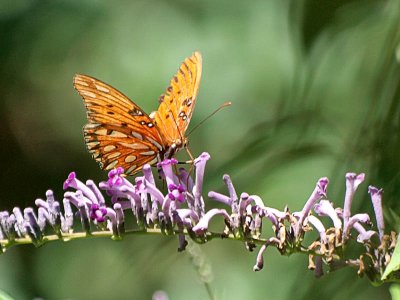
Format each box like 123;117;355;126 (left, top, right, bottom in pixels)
73;51;202;175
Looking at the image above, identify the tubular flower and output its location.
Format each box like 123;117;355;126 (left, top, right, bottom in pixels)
0;153;397;284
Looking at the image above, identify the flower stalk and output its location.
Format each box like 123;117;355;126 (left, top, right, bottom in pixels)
0;152;398;285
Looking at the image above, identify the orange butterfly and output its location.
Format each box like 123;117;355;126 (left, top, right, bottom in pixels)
74;51;202;175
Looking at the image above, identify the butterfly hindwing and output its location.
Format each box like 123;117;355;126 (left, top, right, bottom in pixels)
154;51;202;144
74;74;163;175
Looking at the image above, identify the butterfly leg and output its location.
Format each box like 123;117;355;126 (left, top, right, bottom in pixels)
184;146;195;187
184;146;194;164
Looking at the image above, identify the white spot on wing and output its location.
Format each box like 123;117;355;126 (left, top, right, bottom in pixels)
105;160;118;170
110;131;128;138
145;137;163;151
96;84;110;93
81;90;97;98
126;165;137;174
108;152;121;159
95;128;108;135
104;145;116;152
131;132;143;140
125;155;137;163
76;80;89;86
149;111;156;119
87;141;100;148
140;151;155;156
118;142;149;150
85;123;101;129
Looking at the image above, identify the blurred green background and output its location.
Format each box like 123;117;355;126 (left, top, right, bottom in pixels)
1;0;400;299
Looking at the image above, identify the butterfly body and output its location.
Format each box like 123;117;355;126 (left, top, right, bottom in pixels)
74;52;202;175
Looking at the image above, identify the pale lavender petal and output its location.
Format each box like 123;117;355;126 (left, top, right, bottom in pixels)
307;215;327;244
63;172;98;203
368;186;384;240
64;191;92;209
223;174;238;205
239;193;250;215
142;164;161;208
78;202;90;234
193;153;210;214
314;200;342;229
113;203;125;235
158;158;179;187
342;173;365;240
142;164;155;185
253;237;280;271
45;190;55;206
106;207;118;236
152;290;169;300
256;206;278;227
208;191;231;206
12;207;26;236
343;213;371;240
37;207;50;229
192;208;230;235
86;180;105;206
353;222;377;243
178;167;194;192
24;208;42;241
62;198;74;231
35;199;49;210
295;177;329;237
142;179;164;205
176;208;200;223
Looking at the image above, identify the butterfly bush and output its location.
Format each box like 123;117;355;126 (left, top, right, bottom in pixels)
0;152;398;284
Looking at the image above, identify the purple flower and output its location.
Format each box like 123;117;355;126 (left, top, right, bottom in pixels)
253;237;280;271
368;186;384;240
343;213;371;241
193;152;210;215
307;215;327;244
353;222;377;243
158;158;179;187
136;178;164;205
208;191;231;206
295;177;329;238
168;184;186;203
108;167;125;187
314;200;342;229
90;204;108;223
63;172;98;204
192;208;230;235
342;173;365;241
63;172;77;190
0;152;395;284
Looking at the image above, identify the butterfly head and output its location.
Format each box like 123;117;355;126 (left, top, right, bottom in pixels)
162;137;188;160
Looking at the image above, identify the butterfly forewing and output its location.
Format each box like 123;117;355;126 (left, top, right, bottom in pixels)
74;74;163;175
154;51;202;144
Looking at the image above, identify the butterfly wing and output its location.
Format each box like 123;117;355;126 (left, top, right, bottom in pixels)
74;74;165;175
153;51;202;145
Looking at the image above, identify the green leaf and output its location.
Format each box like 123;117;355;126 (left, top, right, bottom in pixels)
0;289;14;300
390;284;400;300
382;236;400;281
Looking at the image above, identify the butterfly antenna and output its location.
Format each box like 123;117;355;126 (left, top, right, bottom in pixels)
187;101;232;136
